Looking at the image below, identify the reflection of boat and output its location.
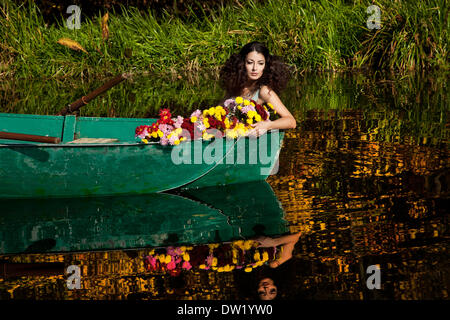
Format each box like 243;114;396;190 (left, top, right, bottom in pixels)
0;113;283;198
0;181;287;254
182;181;288;238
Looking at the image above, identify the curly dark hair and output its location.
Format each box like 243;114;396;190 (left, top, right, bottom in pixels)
219;41;291;99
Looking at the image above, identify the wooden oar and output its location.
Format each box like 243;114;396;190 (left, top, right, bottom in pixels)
0;73;130;144
0;131;61;144
58;72;129;116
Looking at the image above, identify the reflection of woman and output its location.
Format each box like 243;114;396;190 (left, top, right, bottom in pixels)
219;41;296;136
256;232;301;268
234;232;302;300
255;232;301;300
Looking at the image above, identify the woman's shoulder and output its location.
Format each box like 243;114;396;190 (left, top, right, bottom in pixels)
259;85;278;99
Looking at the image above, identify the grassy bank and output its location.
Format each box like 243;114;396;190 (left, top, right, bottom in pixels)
0;0;448;79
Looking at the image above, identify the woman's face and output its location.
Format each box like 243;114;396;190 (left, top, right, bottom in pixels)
257;278;277;300
245;51;265;81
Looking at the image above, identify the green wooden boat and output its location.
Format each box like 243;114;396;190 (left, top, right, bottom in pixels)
0;181;287;254
0;112;284;198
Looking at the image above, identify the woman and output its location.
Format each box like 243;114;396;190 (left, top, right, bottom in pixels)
219;41;296;137
232;231;302;300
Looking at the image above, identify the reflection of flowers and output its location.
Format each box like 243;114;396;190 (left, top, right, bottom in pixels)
135;98;277;145
143;240;276;276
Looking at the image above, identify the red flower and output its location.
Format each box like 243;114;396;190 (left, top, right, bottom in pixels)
181;118;194;140
159;108;174;125
135;125;149;137
207;116;226;130
150;122;159;133
159;108;171;119
255;103;268;121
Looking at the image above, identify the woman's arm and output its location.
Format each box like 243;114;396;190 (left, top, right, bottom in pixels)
269;241;296;268
256;232;301;248
255;232;301;268
252;85;296;132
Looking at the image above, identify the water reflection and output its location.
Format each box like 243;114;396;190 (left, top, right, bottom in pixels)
0;181;287;254
0;72;448;300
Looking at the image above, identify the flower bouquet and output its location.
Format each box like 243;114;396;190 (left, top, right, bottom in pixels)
143;240;277;276
135;97;277;145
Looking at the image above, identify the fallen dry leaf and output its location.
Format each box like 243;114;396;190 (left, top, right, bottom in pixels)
101;12;109;41
57;38;88;54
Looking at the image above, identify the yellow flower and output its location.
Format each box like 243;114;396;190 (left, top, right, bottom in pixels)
183;253;190;261
237;128;247;136
254;261;264;267
217;267;224;272
224;265;234;272
151;132;158;138
142;139;148;144
244;267;252;272
254;252;261;261
243;99;250;106
247;110;257;118
235;96;243;104
262;252;269;261
165;255;172;264
255;114;262;122
244;240;254;250
157;130;164;138
174;140;180;145
202;132;214;140
203;118;210;128
208;107;216;115
246;118;253;125
212;258;218;267
226;129;238;139
234;240;244;247
267;103;274;109
158;254;165;262
238;105;242;110
199;264;206;269
190;116;198;123
250;102;255;106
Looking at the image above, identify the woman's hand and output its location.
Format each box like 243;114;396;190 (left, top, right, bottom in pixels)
256;236;275;247
249;120;272;137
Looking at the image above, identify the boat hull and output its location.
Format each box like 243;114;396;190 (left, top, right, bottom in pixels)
0;113;284;198
0;141;238;198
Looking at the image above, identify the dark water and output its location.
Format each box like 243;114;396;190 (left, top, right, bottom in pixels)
0;72;448;300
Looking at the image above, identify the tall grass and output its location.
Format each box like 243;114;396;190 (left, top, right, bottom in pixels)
0;0;448;79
